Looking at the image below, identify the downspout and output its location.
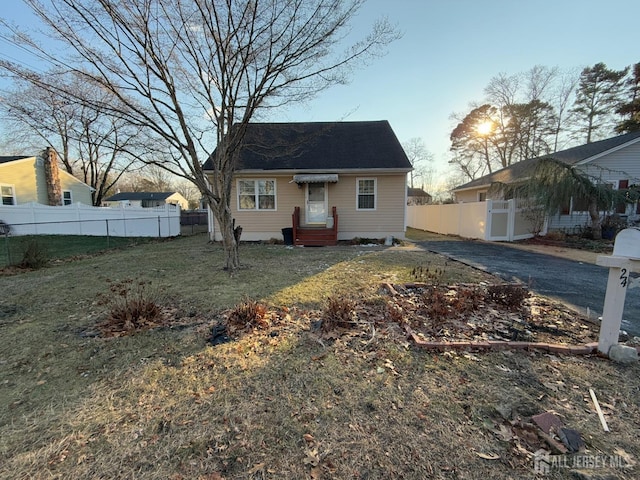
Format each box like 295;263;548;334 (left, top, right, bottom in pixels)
403;172;409;237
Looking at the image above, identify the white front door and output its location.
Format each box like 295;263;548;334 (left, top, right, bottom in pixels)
306;182;327;224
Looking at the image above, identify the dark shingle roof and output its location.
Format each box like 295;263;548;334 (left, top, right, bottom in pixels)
407;187;431;197
0;156;31;164
203;121;412;171
105;192;175;202
454;131;640;191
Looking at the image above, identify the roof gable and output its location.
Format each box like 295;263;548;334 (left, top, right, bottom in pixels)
203;121;412;172
0;155;33;165
454;131;640;191
105;191;176;202
407;187;431;197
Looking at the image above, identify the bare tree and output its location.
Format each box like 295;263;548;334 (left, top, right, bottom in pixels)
522;65;558;102
449;66;579;181
548;68;579;150
1;0;398;270
0;71;138;205
402;137;433;189
0;75;78;173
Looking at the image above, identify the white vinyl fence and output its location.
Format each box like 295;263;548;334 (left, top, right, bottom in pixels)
0;202;181;237
407;199;545;242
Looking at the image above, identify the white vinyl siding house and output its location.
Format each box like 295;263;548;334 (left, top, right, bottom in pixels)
452;132;640;235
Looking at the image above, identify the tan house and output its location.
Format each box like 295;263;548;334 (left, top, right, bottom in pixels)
203;121;412;245
103;191;189;210
0;148;93;206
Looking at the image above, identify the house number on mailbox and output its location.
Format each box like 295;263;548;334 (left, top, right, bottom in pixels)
620;268;629;288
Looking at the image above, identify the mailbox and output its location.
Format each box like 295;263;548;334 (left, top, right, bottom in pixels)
612;227;640;260
597;227;640;356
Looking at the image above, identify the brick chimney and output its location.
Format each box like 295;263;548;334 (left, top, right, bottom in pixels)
44;147;62;206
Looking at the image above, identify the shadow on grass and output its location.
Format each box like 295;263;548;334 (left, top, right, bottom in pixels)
2;236;638;478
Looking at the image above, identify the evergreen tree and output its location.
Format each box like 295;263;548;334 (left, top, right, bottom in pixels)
571;63;628;143
616;62;640;133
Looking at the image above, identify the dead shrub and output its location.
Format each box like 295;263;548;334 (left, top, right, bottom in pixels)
410;265;444;284
450;286;484;313
97;278;165;335
486;284;529;310
420;286;451;321
322;296;357;332
227;297;270;332
20;240;49;269
385;302;404;324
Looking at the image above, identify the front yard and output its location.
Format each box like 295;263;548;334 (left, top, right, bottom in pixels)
0;234;638;479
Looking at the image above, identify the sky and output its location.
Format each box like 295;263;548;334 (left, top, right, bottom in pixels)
1;0;639;186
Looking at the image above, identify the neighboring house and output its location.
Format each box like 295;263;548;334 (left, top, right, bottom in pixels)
453;131;640;231
103;191;189;210
0;147;93;206
203;121;413;245
407;187;432;205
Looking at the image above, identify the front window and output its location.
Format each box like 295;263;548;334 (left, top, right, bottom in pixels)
63;190;73;205
357;178;376;210
238;179;276;210
1;185;16;205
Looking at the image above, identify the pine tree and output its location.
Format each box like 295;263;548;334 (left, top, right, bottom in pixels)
616;62;640;133
571;63;628;143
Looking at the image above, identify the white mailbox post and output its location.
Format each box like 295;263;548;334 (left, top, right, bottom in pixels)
596;228;640;355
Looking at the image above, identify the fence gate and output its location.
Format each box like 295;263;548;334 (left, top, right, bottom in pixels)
486;200;512;241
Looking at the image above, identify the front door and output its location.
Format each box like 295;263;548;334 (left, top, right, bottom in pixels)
306;182;327;224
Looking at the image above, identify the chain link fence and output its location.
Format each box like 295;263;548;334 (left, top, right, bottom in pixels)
0;211;209;268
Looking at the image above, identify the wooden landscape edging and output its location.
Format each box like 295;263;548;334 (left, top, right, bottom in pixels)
404;325;598;355
404;325;640;356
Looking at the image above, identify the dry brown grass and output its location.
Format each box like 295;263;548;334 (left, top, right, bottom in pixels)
0;235;638;479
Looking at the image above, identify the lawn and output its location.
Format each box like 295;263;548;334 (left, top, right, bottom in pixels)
0;234;155;268
0;234;638;479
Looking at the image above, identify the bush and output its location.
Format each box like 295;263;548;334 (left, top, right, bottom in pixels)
486;284;529;310
20;240;49;269
322;296;357;331
98;278;165;334
227;297;270;332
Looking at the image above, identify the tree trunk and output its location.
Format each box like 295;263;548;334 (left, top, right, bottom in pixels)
212;201;241;270
588;199;602;240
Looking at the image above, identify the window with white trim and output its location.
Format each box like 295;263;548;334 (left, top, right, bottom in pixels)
357;178;376;210
1;184;16;205
63;190;73;205
238;179;276;210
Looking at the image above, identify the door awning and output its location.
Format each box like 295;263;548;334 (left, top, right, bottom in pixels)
291;174;339;184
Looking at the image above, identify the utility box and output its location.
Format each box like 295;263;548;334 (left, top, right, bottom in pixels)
612;227;640;260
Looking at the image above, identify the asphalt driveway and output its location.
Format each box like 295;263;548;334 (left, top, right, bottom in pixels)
417;239;640;337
